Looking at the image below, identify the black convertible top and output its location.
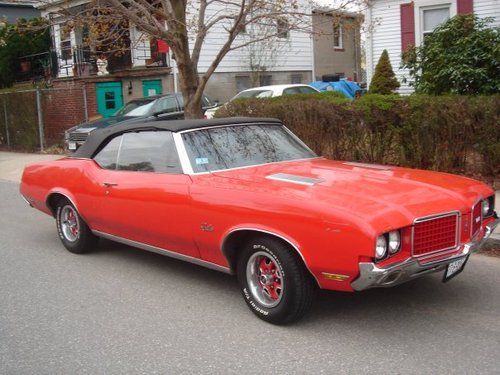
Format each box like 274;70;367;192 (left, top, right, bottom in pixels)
72;117;283;159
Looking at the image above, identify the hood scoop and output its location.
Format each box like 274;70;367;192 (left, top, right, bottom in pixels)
266;173;324;186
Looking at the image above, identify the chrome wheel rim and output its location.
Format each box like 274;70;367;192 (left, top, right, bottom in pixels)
246;251;284;308
60;205;79;242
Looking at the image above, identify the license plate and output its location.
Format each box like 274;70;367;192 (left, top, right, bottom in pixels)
443;255;469;282
68;142;77;151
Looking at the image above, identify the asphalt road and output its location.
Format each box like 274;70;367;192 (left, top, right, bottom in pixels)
1;179;500;374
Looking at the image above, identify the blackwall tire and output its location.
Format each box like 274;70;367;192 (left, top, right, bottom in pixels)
236;236;316;324
56;198;98;254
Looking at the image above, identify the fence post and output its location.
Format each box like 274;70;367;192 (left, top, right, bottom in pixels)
36;89;45;152
82;83;88;122
3;98;10;149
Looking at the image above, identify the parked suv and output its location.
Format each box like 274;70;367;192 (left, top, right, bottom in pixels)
65;93;216;151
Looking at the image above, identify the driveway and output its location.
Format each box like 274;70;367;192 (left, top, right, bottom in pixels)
1;155;500;373
0;151;60;183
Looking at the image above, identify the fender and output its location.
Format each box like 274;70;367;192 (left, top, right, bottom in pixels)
45;188;85;221
220;224;320;286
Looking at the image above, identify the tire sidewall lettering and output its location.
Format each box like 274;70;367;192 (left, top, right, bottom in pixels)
242;243;286;316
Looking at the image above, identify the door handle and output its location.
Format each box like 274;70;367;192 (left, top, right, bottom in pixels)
103;182;118;187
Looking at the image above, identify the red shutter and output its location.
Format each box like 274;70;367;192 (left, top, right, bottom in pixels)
457;0;473;14
400;2;415;52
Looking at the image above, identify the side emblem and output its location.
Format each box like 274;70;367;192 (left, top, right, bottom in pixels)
200;223;214;232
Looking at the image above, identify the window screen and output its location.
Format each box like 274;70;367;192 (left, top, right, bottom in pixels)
422;7;450;35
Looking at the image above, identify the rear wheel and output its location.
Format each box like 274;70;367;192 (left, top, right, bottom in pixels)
236;236;316;324
56;199;98;254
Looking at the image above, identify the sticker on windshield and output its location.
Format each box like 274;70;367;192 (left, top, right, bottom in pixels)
195;157;209;165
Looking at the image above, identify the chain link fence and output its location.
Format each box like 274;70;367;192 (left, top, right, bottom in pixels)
0;86;90;153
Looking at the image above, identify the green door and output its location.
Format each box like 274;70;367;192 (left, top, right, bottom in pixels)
96;82;123;118
142;80;162;97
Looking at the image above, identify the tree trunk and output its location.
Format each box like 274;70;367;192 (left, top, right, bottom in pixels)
168;1;204;120
176;59;203;119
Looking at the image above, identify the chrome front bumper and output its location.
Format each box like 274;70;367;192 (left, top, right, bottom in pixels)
351;218;499;291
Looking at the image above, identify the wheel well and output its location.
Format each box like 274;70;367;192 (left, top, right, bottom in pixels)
221;229;319;286
46;193;68;217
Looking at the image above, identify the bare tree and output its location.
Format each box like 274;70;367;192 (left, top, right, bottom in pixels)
35;0;365;118
243;26;287;87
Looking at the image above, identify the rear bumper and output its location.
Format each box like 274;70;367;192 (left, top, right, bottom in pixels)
351;217;499;291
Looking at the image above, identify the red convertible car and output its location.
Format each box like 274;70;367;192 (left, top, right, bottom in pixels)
20;118;498;324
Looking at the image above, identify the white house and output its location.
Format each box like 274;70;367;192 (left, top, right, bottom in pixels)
365;0;500;93
37;0;317;107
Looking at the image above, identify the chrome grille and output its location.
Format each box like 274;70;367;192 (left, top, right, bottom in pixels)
413;212;459;256
68;132;89;142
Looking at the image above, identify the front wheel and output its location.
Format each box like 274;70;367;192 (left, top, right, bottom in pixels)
56;199;98;254
237;236;316;324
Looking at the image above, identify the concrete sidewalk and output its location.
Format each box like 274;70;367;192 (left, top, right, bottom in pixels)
0;151;61;183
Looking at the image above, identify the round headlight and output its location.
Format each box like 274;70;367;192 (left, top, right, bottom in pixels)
388;231;401;254
481;199;490;216
375;235;387;260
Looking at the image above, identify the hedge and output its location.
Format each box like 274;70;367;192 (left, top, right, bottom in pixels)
216;92;500;181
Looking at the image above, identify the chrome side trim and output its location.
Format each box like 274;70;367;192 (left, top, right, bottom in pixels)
172;132;194;174
92;230;231;274
21;195;33;207
411;210;461;258
265;173;324;186
222;227;320;286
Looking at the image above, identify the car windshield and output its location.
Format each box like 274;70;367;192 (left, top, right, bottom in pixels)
114;100;154;116
182;124;316;173
232;90;273;100
125;101;156;116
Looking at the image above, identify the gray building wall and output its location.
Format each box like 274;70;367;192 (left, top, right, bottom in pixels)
0;4;39;23
312;11;362;82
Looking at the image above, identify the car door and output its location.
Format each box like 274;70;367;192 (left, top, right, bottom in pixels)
91;130;199;258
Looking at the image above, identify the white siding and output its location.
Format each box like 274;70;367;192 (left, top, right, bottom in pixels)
368;0;414;93
196;28;313;73
195;3;313;74
366;0;499;93
474;0;500;25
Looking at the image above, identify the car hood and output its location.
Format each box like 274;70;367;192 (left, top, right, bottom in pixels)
212;158;493;231
75;115;134;130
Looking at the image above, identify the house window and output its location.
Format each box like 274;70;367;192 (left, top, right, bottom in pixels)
333;24;343;49
291;74;302;84
277;19;290;39
236;75;251;92
60;26;72;60
421;6;450;39
259;74;272;86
